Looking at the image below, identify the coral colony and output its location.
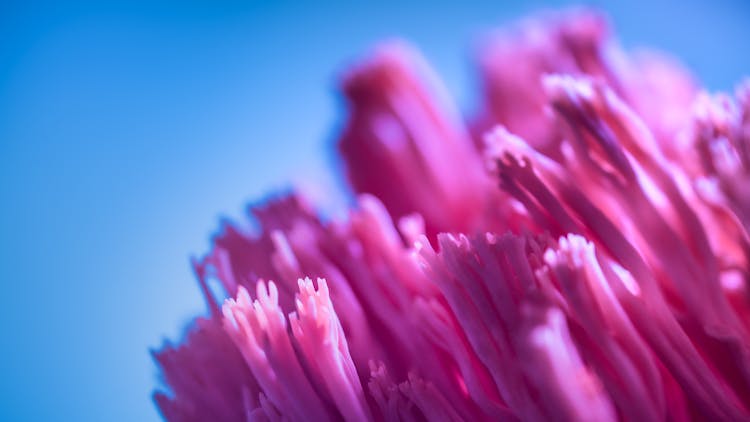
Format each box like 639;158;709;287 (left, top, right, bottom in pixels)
153;10;750;421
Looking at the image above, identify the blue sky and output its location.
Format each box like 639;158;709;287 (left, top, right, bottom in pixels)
1;0;748;420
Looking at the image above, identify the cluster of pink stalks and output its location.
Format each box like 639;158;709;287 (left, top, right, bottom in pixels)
153;10;750;421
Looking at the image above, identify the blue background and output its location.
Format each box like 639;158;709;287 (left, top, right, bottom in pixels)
1;0;748;420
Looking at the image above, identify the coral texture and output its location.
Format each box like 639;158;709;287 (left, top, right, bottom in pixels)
153;10;750;421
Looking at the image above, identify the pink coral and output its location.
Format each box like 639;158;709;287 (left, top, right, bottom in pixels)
153;9;750;421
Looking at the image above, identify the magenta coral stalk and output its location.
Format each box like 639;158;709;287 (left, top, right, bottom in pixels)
153;9;750;421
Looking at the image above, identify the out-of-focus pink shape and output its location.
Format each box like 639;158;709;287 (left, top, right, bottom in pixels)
338;42;519;238
475;10;613;156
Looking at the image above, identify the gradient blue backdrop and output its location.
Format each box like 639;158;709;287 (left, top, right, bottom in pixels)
1;0;748;420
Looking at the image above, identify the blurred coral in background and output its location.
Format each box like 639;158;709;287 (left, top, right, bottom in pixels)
153;9;750;421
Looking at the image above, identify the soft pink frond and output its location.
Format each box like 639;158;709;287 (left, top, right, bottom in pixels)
487;92;750;418
289;277;372;422
223;282;330;421
153;318;258;422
